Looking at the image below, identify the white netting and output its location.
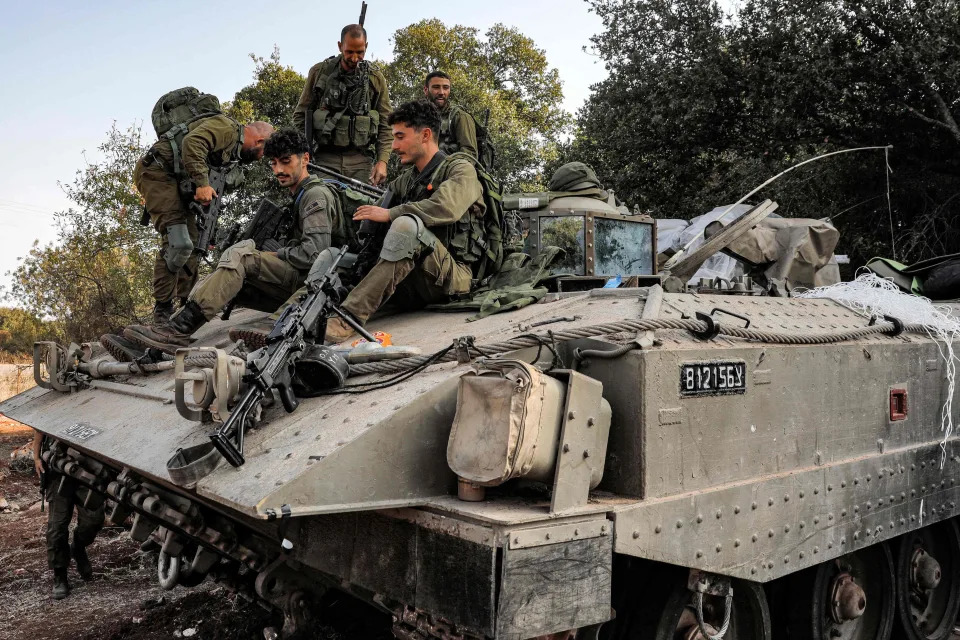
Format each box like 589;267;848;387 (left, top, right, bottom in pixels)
797;272;960;468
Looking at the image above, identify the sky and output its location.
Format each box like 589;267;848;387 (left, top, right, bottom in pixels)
0;0;614;295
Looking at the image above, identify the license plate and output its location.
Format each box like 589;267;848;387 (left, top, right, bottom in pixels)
62;423;100;440
680;361;746;397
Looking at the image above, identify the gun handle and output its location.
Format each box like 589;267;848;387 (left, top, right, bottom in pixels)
277;383;300;413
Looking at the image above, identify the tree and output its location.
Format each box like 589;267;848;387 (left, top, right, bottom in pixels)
0;307;56;356
575;0;960;265
6;124;155;341
380;20;571;192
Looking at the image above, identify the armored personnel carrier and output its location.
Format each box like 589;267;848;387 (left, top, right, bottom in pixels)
6;200;960;640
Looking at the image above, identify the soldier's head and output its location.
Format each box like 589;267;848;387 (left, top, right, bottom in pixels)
338;24;368;72
264;129;311;190
240;121;275;163
388;100;442;167
423;71;452;109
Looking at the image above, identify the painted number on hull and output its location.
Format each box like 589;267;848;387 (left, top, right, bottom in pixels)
62;423;100;440
680;361;747;397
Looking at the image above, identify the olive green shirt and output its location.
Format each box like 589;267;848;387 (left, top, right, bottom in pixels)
277;176;342;271
441;105;478;160
293;56;393;165
388;154;485;226
148;114;242;188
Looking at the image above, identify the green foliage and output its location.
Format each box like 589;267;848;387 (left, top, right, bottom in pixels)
574;0;960;265
6;124;155;341
0;307;56;356
380;20;571;192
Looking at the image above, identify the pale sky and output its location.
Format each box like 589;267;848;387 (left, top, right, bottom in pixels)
0;0;738;295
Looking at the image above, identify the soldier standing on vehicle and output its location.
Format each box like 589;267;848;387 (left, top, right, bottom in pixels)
423;71;478;160
136;88;273;325
32;430;104;599
293;24;392;186
123;129;351;354
325;100;492;342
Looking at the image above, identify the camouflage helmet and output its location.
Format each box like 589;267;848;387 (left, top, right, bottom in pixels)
548;162;602;192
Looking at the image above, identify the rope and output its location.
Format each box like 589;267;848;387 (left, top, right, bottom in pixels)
694;591;732;640
347;316;915;377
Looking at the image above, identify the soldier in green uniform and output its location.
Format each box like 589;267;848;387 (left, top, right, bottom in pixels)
124;129;352;354
294;24;392;186
423;71;478;159
32;430;104;599
135;113;274;324
325;100;490;342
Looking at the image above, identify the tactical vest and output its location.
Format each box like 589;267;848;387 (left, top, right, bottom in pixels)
286;176;361;252
310;57;381;152
438;106;466;156
394;152;504;279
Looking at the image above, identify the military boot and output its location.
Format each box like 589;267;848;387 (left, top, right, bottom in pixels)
52;569;70;600
325;318;358;344
124;301;207;355
228;317;276;351
71;540;93;581
100;333;147;363
152;300;175;325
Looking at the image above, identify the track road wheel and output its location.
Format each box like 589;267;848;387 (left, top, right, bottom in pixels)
778;544;895;640
894;520;960;640
624;568;771;640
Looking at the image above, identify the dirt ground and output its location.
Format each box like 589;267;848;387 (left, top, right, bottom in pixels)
0;418;393;640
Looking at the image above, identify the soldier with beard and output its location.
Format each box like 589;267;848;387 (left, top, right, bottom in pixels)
134;107;273;325
423;71;478;160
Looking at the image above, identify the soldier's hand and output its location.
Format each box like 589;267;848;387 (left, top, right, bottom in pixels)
194;185;218;205
354;205;391;223
34;456;44;477
370;161;388;186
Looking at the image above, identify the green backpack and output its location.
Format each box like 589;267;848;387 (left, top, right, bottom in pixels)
151;88;224;177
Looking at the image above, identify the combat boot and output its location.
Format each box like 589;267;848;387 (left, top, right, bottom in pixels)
52;569;70;599
228;317;276;351
100;333;147;363
124;301;207;355
152;300;175;325
325;317;358;344
71;540;93;581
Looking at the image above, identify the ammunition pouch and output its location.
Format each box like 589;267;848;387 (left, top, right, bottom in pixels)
261;238;283;252
165;223;194;273
380;215;438;262
312;109;378;150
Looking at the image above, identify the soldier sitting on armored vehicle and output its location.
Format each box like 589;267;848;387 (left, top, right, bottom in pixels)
119;129;354;355
325;99;495;342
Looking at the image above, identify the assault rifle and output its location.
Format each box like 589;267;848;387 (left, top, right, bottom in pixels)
345;186;394;286
307;162;385;199
218;197;290;253
209;246;377;467
189;167;232;258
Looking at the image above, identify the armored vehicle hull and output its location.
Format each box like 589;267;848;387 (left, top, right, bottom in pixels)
6;290;960;640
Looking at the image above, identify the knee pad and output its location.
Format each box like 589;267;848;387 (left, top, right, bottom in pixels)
380;215;437;262
164;223;194;273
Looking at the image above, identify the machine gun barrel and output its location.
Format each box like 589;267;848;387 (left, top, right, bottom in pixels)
209;246;378;467
307;162;385;199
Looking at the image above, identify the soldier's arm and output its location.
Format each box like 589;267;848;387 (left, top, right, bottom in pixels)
371;71;393;165
293;65;321;132
453;111;478;159
388;161;482;226
277;188;334;270
180;116;239;188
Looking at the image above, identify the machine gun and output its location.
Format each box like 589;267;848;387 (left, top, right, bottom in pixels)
209;246;377;467
189;166;232;259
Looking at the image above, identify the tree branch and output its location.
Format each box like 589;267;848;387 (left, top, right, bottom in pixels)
930;89;960;144
901;102;960;143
